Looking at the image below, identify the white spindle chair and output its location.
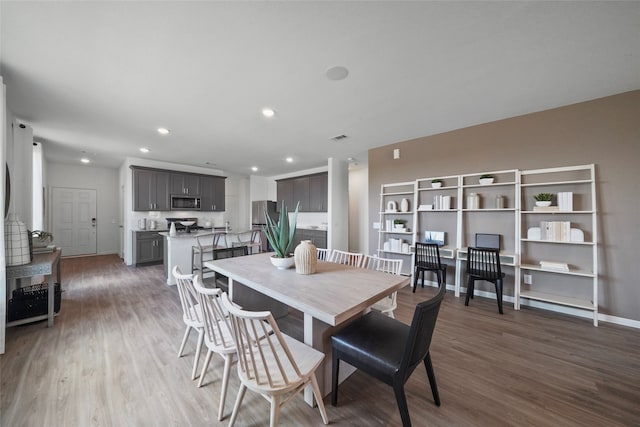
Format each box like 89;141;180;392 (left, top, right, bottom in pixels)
316;247;331;261
192;276;237;420
220;293;329;427
172;266;205;380
328;249;364;267
360;256;403;318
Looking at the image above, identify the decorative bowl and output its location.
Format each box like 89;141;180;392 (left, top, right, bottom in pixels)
180;221;196;227
270;255;295;270
535;201;552;207
479;178;494;185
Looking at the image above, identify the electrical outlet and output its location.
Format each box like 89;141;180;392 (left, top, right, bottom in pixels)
524;274;532;285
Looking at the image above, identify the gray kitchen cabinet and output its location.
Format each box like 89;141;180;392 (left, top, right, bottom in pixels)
308;173;328;212
170;172;200;196
293;229;327;249
132;167;170;211
276;172;328;213
200;175;226;211
133;231;164;265
276;179;294;212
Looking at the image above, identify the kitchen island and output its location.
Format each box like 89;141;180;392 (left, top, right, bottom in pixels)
160;230;225;285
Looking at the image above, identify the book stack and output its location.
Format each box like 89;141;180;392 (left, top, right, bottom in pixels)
433;195;452;210
539;221;571;241
539;260;570;271
557;191;574;211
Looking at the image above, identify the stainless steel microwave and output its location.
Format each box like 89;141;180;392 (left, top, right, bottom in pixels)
171;195;201;210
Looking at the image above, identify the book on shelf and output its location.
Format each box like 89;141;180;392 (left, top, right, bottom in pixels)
539;221;571;241
557;191;574;212
533;205;560;212
539;260;570;271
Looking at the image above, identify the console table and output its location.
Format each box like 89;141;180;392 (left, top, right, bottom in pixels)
6;249;62;328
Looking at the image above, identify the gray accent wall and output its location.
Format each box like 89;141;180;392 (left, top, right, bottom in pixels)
368;90;640;322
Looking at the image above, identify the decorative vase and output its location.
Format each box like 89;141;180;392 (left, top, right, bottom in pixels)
169;222;177;236
467;193;480;210
400;198;410;213
270;255;295;270
294;240;317;274
4;214;31;266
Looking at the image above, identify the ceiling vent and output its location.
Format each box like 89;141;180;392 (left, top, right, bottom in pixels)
330;134;348;142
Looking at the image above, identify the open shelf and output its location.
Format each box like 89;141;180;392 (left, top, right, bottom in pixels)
519;290;595;311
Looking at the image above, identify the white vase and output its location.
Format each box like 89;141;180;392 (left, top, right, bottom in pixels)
4;214;31;266
294;240;317;274
270;255;295;270
400;198;410;212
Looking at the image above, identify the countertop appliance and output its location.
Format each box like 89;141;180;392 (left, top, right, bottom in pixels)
166;217;205;233
170;195;201;210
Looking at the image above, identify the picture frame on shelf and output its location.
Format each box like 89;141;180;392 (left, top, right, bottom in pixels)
424;230;445;246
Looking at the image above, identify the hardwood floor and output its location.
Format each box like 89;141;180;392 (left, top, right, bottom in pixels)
2;254;639;426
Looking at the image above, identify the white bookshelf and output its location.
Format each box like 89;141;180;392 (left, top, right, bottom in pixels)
376;181;416;275
517;164;598;326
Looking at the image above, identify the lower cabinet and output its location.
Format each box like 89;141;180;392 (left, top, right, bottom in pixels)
293;229;327;250
133;231;164;265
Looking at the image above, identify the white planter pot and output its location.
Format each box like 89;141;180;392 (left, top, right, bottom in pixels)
479;178;494;185
535;201;552;207
270;255;295;270
431;182;442;188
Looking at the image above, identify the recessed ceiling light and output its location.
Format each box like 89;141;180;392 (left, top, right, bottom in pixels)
251;166;258;172
262;108;275;118
285;157;294;163
140;147;150;153
80;158;90;164
326;66;349;81
157;127;170;135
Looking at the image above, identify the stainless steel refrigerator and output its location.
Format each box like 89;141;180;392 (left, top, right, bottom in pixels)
252;201;278;252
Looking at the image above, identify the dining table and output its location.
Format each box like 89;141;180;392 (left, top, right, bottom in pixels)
204;252;410;406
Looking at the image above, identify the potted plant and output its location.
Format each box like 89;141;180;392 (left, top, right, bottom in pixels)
263;201;299;269
431;179;443;188
31;230;54;248
393;219;406;231
479;174;494;185
534;193;553;207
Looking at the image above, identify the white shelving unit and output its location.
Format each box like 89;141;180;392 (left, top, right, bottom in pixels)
413;175;460;290
377;181;416;275
517;164;598;326
454;169;520;298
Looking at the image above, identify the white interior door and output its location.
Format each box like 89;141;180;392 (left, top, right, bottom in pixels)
51;187;97;256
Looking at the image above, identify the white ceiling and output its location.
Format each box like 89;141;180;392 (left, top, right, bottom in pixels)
1;1;639;176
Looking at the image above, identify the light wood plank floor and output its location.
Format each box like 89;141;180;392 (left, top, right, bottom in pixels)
2;255;639;426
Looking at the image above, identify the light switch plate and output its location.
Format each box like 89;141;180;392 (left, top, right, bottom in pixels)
524;274;532;285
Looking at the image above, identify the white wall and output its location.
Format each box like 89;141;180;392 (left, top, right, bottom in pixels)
328;158;349;251
47;162;120;255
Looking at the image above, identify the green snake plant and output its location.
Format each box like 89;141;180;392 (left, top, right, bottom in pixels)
263;201;299;258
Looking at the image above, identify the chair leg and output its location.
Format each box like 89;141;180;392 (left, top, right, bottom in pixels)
331;351;340;406
412;269;418;293
228;383;247;427
495;278;504;314
178;325;191;357
421;270;425;288
310;373;329;424
191;328;204;380
442;268;447;289
197;350;213;387
465;278;474;306
392;381;412;427
269;395;281;427
218;354;233;421
423;352;441;406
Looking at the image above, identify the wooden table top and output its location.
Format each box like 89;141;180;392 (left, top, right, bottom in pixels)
205;252;409;326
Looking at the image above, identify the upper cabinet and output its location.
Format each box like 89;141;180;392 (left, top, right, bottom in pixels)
170;172;200;196
200;175;226;211
132;167;170;211
277;172;328;212
131;166;225;211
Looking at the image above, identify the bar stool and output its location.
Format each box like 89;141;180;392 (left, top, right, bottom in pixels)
192;232;226;279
